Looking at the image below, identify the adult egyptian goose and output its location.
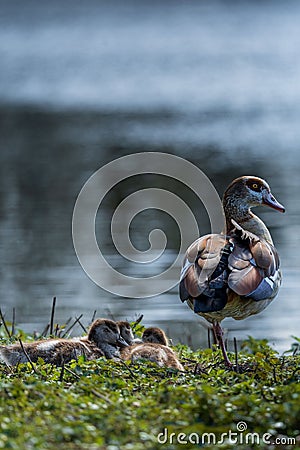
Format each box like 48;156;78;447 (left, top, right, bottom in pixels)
0;318;128;366
179;176;285;366
121;327;184;371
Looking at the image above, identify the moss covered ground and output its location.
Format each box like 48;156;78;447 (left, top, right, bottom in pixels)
0;322;299;450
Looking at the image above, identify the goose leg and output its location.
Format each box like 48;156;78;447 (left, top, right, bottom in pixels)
212;321;233;367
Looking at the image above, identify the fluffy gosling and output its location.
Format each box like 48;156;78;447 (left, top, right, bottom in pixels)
121;327;184;371
0;318;128;366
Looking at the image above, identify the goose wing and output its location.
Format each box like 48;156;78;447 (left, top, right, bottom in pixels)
227;221;280;301
179;234;230;313
179;226;280;313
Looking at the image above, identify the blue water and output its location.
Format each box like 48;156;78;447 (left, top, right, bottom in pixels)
0;0;299;353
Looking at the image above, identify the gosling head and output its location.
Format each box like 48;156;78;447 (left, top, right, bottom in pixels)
87;319;128;348
142;327;169;346
116;321;135;345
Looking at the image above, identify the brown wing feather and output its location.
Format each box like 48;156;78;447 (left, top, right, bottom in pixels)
184;235;211;263
182;266;204;297
197;235;227;270
180;234;227;301
227;231;279;297
249;240;278;276
180;223;280;305
228;265;263;295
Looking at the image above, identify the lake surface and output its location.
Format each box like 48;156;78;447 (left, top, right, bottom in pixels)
0;0;300;353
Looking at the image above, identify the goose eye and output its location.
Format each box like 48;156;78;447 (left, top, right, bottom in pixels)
251;182;260;192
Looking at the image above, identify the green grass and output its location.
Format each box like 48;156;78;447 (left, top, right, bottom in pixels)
0;328;300;450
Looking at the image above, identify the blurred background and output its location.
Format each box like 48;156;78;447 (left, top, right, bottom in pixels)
0;0;299;352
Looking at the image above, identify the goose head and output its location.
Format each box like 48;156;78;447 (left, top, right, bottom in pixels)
117;321;135;346
142;327;169;346
223;176;285;231
87;319;128;348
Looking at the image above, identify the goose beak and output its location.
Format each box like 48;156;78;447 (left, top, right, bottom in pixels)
263;191;285;213
117;336;129;347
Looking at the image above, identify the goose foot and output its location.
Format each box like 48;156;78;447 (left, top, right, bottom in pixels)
212;321;233;368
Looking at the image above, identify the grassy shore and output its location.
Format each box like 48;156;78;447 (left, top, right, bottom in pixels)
0;324;299;450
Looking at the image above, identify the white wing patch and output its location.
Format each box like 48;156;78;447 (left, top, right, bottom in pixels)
78;341;92;354
36;340;60;351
